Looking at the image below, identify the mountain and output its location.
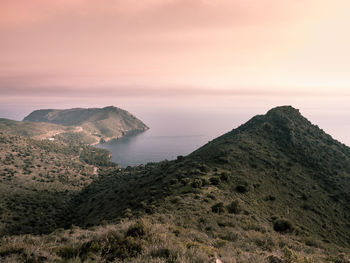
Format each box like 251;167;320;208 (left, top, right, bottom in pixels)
23;106;149;143
67;106;350;260
0;106;349;263
190;106;350;244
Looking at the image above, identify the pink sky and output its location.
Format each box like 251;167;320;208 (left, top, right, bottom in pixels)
1;0;350;144
1;0;349;90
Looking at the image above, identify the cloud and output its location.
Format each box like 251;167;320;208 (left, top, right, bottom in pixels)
1;0;350;95
1;75;349;99
0;0;299;29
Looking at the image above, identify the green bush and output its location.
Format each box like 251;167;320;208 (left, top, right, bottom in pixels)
227;200;242;214
211;202;225;214
210;177;220;185
126;220;147;237
191;179;202;188
220;172;230;181
273;219;294;233
102;235;143;261
201;178;209;186
236;184;249;193
124;208;133;218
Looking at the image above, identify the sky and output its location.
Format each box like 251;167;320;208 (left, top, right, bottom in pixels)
0;0;350;143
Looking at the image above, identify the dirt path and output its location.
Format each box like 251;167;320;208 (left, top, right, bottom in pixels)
74;126;83;132
33;129;65;140
33;126;84;140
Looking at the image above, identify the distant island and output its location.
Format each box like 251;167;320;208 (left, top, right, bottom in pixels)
0;106;149;145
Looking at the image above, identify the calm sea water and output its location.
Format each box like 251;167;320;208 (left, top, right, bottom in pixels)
96;131;211;167
95;110;236;167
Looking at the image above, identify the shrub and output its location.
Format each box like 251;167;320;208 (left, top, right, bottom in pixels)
211;202;225;214
219;231;239;242
169;179;178;185
236;184;249;193
265;195;276;201
79;240;102;260
170;197;181;204
301;204;310;210
210;177;220;185
124;208;133;218
145;205;156;214
206;193;216;200
253;236;276;251
176;155;184;161
220;172;230;181
273;219;294;233
102;235;143;261
227;200;242;214
201;178;209;186
303;237;322;248
126;220;147;237
267;255;284;263
198;164;209;173
213;239;226;248
191;179;202;188
180;178;191;186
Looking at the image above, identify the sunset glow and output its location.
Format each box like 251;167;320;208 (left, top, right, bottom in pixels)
1;1;350;88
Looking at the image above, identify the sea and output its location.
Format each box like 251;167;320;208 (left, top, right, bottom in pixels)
95;110;236;167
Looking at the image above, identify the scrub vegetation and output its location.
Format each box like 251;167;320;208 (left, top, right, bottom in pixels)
0;106;350;262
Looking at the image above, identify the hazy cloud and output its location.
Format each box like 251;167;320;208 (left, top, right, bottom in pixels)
0;0;301;29
1;0;350;96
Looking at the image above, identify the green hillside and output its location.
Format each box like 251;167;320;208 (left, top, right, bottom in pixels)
0;132;117;236
71;106;350;247
0;106;349;263
0;118;70;139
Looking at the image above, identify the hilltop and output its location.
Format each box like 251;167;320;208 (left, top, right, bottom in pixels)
23;106;149;144
0;106;349;262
